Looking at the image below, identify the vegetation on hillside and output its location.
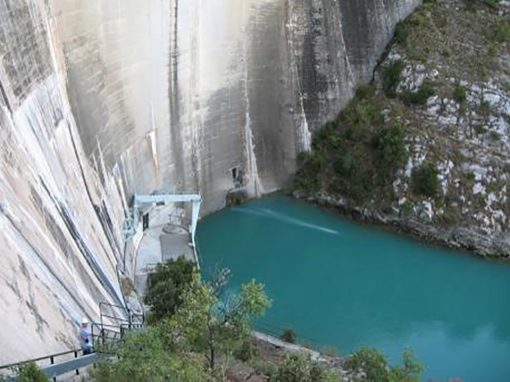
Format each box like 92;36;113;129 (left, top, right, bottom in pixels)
294;0;509;231
294;84;408;205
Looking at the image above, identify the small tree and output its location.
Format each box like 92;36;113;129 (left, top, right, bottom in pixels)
144;256;196;322
163;271;271;371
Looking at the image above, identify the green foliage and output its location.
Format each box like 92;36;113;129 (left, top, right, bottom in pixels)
489;130;500;140
394;21;409;45
342;101;383;133
294;84;408;204
382;60;404;98
401;82;435;106
144;256;196;323
163;273;271;370
453;84;467;104
411;164;441;198
465;0;500;9
273;352;339;382
483;0;500;6
254;360;279;379
280;329;297;344
16;363;48;382
486;20;510;43
372;124;409;178
389;349;425;382
234;339;258;362
332;149;372;203
93;327;207;382
345;347;423;382
355;84;376;100
345;347;388;382
294;151;325;192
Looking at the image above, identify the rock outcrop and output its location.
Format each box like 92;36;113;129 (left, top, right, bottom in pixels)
295;0;510;257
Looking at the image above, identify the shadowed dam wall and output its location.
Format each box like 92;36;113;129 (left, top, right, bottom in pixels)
0;0;419;362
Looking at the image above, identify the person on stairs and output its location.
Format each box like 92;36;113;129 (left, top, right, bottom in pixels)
79;318;93;355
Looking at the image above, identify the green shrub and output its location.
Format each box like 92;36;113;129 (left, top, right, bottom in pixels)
355;84;376;100
465;0;500;9
486;21;510;43
234;339;258;362
280;329;297;344
332;153;372;203
254;361;279;379
15;363;48;382
394;21;409;45
345;347;388;382
453;84;467;103
482;0;500;8
144;256;196;322
342;101;382;130
401;82;435;106
389;349;424;382
93;328;207;382
273;352;339;382
372;124;408;177
411;164;441;198
345;347;423;382
294;151;325;192
382;60;404;98
489;131;501;141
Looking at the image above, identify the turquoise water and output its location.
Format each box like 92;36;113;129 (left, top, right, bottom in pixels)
196;195;510;382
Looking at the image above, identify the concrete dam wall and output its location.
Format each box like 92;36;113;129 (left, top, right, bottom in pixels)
0;0;419;362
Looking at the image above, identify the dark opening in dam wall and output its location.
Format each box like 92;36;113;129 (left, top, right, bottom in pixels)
0;0;419;362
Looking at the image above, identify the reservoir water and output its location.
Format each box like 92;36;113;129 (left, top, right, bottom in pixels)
196;195;510;382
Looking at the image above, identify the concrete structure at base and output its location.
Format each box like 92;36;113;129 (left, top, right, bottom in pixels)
128;193;202;300
0;0;420;363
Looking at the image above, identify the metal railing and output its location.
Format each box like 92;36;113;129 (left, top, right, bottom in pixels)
0;302;145;381
0;348;94;382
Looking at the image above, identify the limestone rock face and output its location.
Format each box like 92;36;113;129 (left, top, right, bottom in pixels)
0;0;419;362
296;1;510;258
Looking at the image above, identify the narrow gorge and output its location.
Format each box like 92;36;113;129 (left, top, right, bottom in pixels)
0;0;420;363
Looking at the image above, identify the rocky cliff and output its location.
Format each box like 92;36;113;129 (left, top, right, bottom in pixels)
295;0;510;257
0;0;418;362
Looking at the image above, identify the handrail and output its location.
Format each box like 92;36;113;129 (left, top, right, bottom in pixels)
0;349;82;370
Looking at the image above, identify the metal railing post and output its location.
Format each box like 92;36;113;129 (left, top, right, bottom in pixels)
50;356;56;382
74;351;79;375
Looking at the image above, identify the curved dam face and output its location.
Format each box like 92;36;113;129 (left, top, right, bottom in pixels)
0;0;419;362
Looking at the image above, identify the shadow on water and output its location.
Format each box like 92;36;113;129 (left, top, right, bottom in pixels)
197;195;510;382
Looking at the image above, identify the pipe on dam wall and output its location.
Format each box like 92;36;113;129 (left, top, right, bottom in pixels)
0;0;419;362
